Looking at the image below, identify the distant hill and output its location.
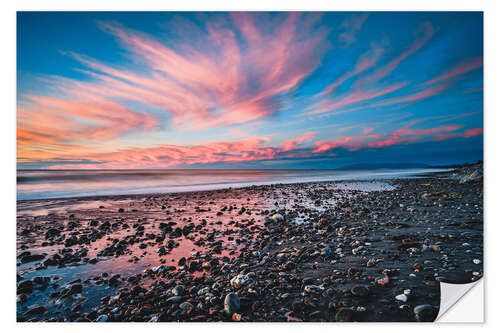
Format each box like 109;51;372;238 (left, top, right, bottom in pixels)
428;161;483;169
339;163;430;170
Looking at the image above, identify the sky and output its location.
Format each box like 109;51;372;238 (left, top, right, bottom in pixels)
17;12;483;170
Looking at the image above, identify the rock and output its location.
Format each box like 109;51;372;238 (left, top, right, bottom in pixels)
322;247;332;256
230;274;251;289
431;245;442;252
414;304;437;321
179;302;194;314
350;285;370;297
20;253;46;263
172;285;185;296
45;228;61;239
376;275;390;287
335;307;354;322
224;292;240;314
70;284;83;294
197;286;210;295
304;285;324;293
24;305;46;317
167;296;183;303
17;280;34;294
272;214;284;222
473;259;481;264
96;314;108;322
459;169;482;183
366;258;376;267
17;294;28;303
395;294;408;302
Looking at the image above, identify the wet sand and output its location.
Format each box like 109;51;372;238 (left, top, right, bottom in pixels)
16;166;483;322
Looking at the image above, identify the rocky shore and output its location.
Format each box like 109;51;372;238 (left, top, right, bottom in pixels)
16;164;483;322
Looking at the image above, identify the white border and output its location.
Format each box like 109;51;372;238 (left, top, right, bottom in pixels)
2;1;498;332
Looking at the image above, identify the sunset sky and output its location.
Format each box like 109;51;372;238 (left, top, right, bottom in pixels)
17;12;483;169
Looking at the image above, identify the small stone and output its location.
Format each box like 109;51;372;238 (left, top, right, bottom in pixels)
414;304;437;321
335;307;354;322
431;245;442;252
473;259;481;264
24;305;46;316
167;296;183;303
272;214;284;222
172;285;185;296
304;285;324;293
395;294;408;302
230;274;251;289
197;286;210;295
376;275;390;287
96;314;108;322
224;292;240;314
179;302;193;313
350;285;370;297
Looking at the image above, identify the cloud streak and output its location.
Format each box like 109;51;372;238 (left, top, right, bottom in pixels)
41;125;481;169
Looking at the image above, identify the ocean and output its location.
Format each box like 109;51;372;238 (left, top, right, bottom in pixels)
17;168;448;201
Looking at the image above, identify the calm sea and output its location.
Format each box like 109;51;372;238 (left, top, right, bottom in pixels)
17;168;447;201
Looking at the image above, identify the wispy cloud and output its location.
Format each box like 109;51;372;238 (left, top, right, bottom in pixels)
338;13;369;47
313;124;465;153
425;57;483;85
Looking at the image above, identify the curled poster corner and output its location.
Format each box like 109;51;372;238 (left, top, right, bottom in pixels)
436;278;484;322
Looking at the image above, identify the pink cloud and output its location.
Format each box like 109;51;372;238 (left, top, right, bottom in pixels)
305;82;407;116
425;57;483;85
317;42;384;97
338;13;369;47
44;133;317;169
19;13;332;164
279;132;316;152
369;83;450;108
391;124;462;137
17;95;159;162
313;137;355;153
355;22;434;87
78;15;328;129
313;124;463;153
434;127;483;141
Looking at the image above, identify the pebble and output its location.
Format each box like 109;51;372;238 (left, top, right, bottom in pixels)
272;214;284;222
172;285;185;296
15;164;482;322
335;307;355;322
414;304;437;321
304;285;324;293
376;275;390;287
224;292;240;314
350;285;370;297
96;314;108;322
230;274;251;289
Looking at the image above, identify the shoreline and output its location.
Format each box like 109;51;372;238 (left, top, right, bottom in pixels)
17;167;450;203
16;164;483;322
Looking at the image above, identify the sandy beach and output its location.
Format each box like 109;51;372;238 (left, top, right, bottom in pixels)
16;164;483;322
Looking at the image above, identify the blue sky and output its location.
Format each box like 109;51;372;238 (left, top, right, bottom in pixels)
17;12;483;169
